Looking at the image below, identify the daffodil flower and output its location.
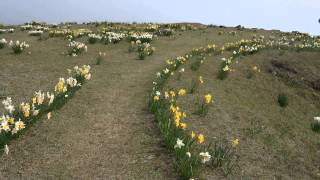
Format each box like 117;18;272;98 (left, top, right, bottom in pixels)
174;138;185;149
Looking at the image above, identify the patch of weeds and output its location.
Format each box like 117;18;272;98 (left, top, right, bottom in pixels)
95;52;105;65
189;79;199;94
243;119;264;138
208;140;240;175
262;134;277;147
0;87;8;99
128;42;136;53
190;56;204;71
278;50;286;56
246;70;254;79
38;33;49;41
278;93;289;107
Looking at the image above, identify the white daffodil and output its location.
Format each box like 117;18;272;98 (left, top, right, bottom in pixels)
155;91;161;96
156;72;161;77
223;65;229;72
66;77;78;87
47;92;55;105
163;68;170;74
4;144;9;155
174;138;185;149
34;90;45;105
314;117;320;122
186;152;191;158
199;152;211;163
47;112;52;120
179;68;185;73
2;97;15;114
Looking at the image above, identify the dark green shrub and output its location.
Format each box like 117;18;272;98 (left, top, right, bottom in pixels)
278;93;288;107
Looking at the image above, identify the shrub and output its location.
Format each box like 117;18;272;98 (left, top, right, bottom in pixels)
278;93;288;107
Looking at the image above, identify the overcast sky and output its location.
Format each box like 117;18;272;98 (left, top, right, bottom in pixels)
0;0;319;34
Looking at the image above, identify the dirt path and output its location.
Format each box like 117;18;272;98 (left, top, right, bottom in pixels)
0;32;218;179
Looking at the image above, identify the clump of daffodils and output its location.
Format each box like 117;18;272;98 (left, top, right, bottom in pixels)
88;33;102;44
0;38;7;49
68;41;87;56
71;65;92;80
0;64;92;153
195;94;212;116
9;40;29;54
54;78;67;93
102;32;126;44
136;42;155;60
28;30;43;36
2;97;15;114
128;32;153;43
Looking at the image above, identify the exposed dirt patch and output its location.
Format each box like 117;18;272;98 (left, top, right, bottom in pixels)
268;52;320;91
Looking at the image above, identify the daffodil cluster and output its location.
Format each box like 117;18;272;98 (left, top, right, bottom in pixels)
128;32;153;43
68;41;88;56
0;38;7;49
136;42;155;60
0;64;92;155
0;28;14;34
28;30;44;36
88;33;103;44
102;31;126;44
8;40;30;54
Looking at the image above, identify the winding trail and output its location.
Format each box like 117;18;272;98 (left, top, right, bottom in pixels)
0;31;222;179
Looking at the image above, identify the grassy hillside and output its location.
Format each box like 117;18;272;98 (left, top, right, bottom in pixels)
0;22;319;179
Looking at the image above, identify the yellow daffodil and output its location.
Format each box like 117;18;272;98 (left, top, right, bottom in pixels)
32;97;37;104
198;134;205;144
175;118;180;128
164;91;169;99
182;112;187;118
21;102;30;118
180;122;187;129
178;89;186;96
153;95;160;101
54;78;67;93
191;131;196;139
14;120;25;131
232;138;239;147
169;90;176;97
8;117;15;124
204;94;212;104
